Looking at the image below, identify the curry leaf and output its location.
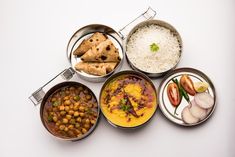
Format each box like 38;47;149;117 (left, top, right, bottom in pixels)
47;115;53;122
52;101;60;107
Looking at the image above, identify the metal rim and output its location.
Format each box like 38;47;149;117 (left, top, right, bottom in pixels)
66;24;124;82
125;19;183;78
158;67;216;126
99;70;158;129
40;81;100;141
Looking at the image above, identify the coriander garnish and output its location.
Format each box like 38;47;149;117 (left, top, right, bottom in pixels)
150;43;159;52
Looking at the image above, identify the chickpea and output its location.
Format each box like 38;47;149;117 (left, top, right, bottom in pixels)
68;110;74;115
82;119;86;124
85;107;89;112
68;124;74;129
85;94;92;100
84;124;90;129
70;119;76;124
79;112;85;117
49;112;54;116
79;106;85;112
62;118;68;124
76;117;82;123
74;104;79;111
64;100;71;105
64;127;68;132
56;121;61;126
90;120;96;124
66;114;72;120
93;112;98;117
64;106;70;112
51;97;57;102
74;111;79;117
46;86;99;138
88;115;93;119
60;111;66;116
52;116;58;122
85;119;90;124
87;104;93;108
69;104;74;109
82;128;87;134
59;125;65;131
75;130;82;136
74;102;80;106
75;123;81;128
63;96;69;101
59;105;65;111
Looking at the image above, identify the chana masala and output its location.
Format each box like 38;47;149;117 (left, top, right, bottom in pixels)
100;74;157;127
43;85;98;139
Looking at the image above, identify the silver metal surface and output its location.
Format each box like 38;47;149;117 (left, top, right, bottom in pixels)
124;20;183;78
99;70;158;129
29;7;159;141
119;7;156;39
40;81;100;141
158;67;216;126
29;68;76;106
29;68;100;141
66;24;124;82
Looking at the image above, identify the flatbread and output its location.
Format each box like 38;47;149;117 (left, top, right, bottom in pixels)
75;62;117;76
81;39;120;62
73;32;107;56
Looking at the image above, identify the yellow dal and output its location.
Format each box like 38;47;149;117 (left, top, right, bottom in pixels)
101;75;157;127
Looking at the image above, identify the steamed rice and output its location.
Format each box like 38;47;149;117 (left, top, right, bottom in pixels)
126;24;181;73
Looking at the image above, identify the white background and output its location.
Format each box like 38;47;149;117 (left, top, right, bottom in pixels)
0;0;234;157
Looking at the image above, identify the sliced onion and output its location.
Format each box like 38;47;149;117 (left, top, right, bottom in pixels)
206;107;213;115
189;99;207;120
182;106;199;124
194;92;214;109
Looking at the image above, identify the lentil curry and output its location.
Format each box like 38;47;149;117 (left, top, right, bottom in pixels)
100;74;157;127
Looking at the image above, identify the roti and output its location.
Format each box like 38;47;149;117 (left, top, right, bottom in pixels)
73;32;107;56
75;62;117;76
81;39;120;62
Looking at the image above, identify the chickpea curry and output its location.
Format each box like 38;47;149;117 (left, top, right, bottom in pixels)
43;85;98;139
100;74;157;127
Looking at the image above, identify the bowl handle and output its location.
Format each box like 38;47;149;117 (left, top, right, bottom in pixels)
29;67;76;106
118;7;156;39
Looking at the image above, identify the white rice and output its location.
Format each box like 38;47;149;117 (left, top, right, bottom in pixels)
126;24;181;73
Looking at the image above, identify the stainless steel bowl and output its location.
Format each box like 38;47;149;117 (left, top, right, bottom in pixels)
158;67;216;126
40;81;100;141
124;20;183;78
99;70;158;129
66;24;124;82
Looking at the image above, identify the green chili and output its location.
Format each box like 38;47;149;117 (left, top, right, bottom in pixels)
172;78;190;103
